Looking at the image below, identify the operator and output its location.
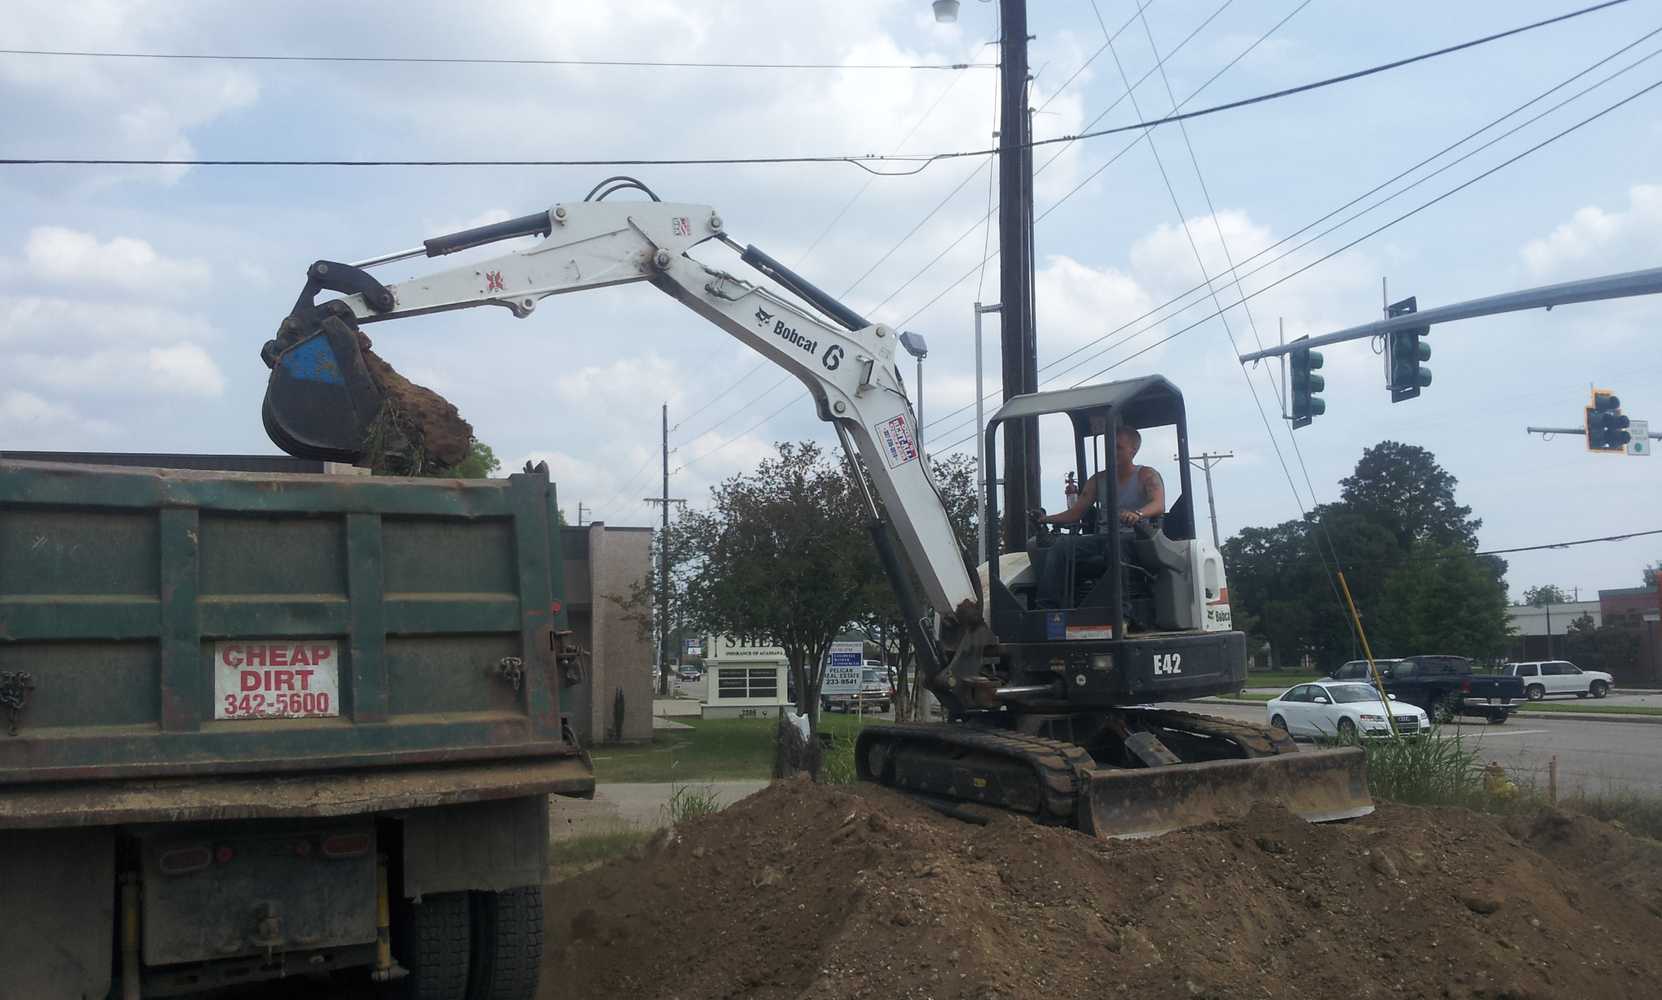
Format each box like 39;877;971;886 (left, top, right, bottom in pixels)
1033;425;1166;610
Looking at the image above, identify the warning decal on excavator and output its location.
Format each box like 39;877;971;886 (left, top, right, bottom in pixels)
875;415;918;468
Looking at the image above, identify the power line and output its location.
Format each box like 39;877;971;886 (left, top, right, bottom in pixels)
929;70;1662;455
1473;528;1662;559
3;1;1627;171
880;0;1297;324
922;27;1662;443
0;47;995;71
675;393;802;473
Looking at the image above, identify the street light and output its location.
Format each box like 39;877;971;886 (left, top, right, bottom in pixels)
899;330;929;446
932;0;960;23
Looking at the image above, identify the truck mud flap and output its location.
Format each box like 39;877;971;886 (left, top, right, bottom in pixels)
1077;746;1372;840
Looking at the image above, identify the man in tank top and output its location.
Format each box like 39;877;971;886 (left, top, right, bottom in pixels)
1033;426;1166;610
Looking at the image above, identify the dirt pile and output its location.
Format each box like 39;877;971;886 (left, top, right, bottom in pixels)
356;329;473;473
541;780;1662;1000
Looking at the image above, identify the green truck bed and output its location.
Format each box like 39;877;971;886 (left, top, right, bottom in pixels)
0;460;587;791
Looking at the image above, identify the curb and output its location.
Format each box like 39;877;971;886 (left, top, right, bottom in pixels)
1508;710;1662;726
1203;698;1662;726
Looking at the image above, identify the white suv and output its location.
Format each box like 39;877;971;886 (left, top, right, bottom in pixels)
1503;660;1613;701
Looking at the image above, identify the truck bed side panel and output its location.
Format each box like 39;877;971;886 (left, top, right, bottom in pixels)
0;462;578;784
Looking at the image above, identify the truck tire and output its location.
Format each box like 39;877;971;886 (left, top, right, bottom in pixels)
1591;680;1609;699
396;892;472;1000
467;886;543;1000
1430;696;1458;726
1526;684;1545;701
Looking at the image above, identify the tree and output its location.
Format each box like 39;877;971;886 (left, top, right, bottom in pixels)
1522;584;1571;607
441;439;501;479
678;441;880;730
1224;441;1501;667
1339;441;1480;551
1375;548;1513;659
1644;562;1660;588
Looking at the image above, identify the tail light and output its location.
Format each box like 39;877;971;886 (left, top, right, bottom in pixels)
1461;678;1473;693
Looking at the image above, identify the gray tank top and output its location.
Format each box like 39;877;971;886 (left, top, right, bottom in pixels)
1114;469;1147;513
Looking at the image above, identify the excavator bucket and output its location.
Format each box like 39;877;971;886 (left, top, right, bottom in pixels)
261;313;384;464
1077;747;1373;840
261;307;474;472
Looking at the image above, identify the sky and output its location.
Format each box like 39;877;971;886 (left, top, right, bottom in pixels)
2;0;1659;604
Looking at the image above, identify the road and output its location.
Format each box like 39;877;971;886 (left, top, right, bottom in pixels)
1175;701;1662;797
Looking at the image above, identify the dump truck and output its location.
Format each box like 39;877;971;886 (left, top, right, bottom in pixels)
0;459;592;999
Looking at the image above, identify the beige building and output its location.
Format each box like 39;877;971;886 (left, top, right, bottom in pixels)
561;523;655;744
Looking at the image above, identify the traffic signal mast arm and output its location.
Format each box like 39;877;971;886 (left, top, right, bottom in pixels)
1237;266;1662;363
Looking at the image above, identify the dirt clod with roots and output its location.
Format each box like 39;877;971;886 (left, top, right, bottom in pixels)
356;329;472;474
540;779;1662;1000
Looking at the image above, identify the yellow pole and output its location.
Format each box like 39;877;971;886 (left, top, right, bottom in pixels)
371;853;396;982
1336;570;1397;738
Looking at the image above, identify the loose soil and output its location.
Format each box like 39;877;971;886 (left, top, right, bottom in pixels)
356;329;472;472
540;779;1662;1000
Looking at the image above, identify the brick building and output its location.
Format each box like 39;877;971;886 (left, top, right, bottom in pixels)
1597;585;1662;687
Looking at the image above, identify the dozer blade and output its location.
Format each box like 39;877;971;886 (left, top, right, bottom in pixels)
1077;746;1373;840
261;313;384;464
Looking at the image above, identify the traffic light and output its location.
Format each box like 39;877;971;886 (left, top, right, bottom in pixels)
1289;335;1325;429
1585;389;1631;451
1385;296;1431;402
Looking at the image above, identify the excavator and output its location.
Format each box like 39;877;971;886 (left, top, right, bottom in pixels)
259;180;1371;839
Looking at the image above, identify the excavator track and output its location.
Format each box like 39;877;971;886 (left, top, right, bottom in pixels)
856;722;1094;825
1116;707;1298;757
856;710;1373;839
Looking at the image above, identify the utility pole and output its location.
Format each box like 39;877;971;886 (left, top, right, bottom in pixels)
998;0;1038;553
1177;451;1233;549
643;403;685;694
576;502;590;526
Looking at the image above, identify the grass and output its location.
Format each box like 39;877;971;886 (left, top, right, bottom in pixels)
1242;671;1322;688
597;714;880;782
549;829;652;871
1513;702;1662;717
662;783;723;824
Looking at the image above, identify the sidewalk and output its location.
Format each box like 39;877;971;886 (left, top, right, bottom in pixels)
549;780;770;841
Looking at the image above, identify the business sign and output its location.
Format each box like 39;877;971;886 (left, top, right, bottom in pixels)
684;638;703;656
214;640;340;719
705;635;786;662
822;641;865;695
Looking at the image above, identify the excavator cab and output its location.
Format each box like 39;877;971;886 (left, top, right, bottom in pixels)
975;377;1240;706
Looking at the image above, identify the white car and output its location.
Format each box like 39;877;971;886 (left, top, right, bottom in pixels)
1502;660;1613;701
1267;682;1430;741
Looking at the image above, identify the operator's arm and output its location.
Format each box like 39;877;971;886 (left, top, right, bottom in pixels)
1044;473;1099;525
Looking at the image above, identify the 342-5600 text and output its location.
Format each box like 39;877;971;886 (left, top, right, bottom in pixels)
222;692;332;718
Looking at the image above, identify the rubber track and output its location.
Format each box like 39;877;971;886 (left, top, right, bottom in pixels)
1120;708;1298;758
862;722;1094;824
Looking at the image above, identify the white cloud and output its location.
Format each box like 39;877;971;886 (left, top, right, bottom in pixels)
23;227;212;296
1035;254;1158;353
554;353;687;413
12;342;226;398
0;296;217;346
1521;184;1662;278
0;389;119;441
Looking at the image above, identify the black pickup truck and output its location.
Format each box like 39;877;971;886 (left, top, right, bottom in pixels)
1326;655;1524;723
